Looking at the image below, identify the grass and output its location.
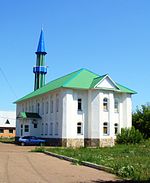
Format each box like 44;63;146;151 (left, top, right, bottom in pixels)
34;140;150;181
0;137;15;143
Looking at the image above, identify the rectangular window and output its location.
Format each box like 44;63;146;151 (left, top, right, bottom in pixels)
77;99;82;111
37;103;40;114
24;125;29;132
42;102;44;114
34;123;37;128
77;122;83;135
32;105;34;112
50;123;53;135
9;129;13;134
114;99;119;113
41;123;44;135
55;122;58;135
45;123;48;135
50;100;53;113
46;101;49;114
56;98;59;112
103;122;109;135
0;129;4;133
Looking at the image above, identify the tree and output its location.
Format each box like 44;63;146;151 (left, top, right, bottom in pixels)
116;127;143;144
132;103;150;138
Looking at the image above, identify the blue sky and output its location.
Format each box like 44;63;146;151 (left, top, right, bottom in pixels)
0;0;150;111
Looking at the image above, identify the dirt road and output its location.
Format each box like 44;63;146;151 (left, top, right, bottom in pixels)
0;143;120;183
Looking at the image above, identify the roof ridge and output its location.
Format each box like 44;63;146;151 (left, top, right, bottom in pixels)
36;68;83;89
63;68;85;87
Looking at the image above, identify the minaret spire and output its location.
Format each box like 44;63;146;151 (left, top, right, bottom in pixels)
33;29;47;90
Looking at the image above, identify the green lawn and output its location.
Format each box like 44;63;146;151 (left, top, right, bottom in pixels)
0;137;15;143
35;140;150;181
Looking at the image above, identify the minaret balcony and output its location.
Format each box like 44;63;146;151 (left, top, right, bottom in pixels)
33;66;47;74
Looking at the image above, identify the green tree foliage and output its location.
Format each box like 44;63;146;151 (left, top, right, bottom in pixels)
116;127;143;144
132;104;150;138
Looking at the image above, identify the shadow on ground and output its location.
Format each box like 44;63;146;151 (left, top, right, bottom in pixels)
90;180;150;183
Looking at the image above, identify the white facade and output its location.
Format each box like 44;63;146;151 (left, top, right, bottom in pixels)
16;77;132;147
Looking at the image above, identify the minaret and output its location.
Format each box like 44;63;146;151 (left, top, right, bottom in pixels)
33;29;47;90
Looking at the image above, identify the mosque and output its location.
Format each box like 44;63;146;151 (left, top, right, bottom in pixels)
15;30;136;147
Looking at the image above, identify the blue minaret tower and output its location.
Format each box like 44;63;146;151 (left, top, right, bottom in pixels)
33;29;47;90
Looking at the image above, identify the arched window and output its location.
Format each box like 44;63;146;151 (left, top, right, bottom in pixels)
77;122;83;135
103;122;108;135
103;98;108;111
114;99;119;113
114;123;118;135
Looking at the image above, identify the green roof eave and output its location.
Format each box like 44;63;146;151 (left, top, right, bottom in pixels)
116;83;137;94
14;68;137;103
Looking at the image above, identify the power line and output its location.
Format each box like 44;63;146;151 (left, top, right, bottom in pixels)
0;67;18;98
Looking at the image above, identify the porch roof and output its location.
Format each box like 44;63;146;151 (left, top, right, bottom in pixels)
17;112;41;119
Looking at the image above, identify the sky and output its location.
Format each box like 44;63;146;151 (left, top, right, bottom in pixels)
0;0;150;111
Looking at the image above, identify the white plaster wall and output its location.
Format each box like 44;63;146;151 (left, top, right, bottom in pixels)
89;90;100;138
16;88;133;140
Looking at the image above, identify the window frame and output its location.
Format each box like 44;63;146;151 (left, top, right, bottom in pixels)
50;100;53;113
103;122;109;135
50;122;53;135
103;98;109;111
114;99;119;113
77;98;82;111
24;125;29;133
55;122;59;135
0;129;4;133
114;123;119;135
77;122;83;135
9;129;13;134
46;101;49;114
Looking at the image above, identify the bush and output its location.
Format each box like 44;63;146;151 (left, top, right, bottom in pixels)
116;127;143;144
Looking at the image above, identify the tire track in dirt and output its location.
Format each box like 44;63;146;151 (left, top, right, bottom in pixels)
24;154;49;183
4;154;10;183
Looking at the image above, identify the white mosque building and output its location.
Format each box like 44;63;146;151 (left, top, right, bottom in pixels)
15;30;136;147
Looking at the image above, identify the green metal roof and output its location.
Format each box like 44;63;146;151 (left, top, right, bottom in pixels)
17;112;41;119
15;68;136;103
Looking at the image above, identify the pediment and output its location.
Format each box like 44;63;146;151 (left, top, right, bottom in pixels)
95;75;119;90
